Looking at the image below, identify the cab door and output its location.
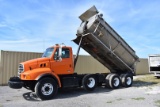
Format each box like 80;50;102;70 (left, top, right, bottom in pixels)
51;48;74;75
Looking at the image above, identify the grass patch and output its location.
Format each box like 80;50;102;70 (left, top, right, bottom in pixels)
106;98;123;103
135;75;160;83
106;101;113;103
131;97;145;101
0;104;3;107
155;100;160;107
116;98;123;101
134;74;160;87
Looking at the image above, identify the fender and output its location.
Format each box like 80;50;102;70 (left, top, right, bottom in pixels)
20;68;61;87
36;72;61;88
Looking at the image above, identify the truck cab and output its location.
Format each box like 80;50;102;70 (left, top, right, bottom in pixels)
43;45;74;75
18;44;74;81
9;44;81;100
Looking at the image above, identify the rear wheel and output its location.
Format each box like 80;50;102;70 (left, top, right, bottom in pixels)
156;76;160;79
105;74;113;88
109;74;121;89
35;78;58;100
121;73;133;87
82;74;97;91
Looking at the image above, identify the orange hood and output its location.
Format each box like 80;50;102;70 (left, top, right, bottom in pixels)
21;57;50;72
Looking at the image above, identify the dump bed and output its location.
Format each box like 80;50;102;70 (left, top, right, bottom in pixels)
73;6;139;75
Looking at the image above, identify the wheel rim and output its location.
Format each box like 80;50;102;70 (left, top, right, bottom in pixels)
126;77;132;85
87;77;95;88
41;83;53;95
113;77;120;87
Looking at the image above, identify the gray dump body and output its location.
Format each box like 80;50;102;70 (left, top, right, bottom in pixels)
73;6;139;75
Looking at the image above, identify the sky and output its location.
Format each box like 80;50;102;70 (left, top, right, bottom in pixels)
0;0;160;58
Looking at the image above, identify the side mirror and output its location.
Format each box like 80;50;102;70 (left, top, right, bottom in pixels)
58;46;62;61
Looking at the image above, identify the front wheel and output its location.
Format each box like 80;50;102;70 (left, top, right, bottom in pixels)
35;78;58;100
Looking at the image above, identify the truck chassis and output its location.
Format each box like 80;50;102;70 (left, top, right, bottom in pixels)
9;72;133;100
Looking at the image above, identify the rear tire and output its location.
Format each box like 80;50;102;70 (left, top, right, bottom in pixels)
82;74;97;91
120;73;133;87
105;74;113;88
156;76;160;79
35;78;58;100
109;74;121;89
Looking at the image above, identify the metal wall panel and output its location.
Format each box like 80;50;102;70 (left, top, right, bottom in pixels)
75;55;109;74
0;50;149;85
136;58;149;75
0;50;42;85
75;56;149;75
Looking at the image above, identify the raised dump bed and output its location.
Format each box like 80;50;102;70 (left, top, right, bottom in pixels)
74;6;139;75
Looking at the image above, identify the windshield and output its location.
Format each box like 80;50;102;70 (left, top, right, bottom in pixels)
42;48;54;58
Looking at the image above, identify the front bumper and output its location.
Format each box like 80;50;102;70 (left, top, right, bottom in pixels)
8;77;23;89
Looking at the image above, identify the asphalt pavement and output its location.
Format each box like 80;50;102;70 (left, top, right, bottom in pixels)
0;75;160;107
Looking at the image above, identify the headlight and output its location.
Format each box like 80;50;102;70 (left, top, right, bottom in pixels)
18;64;24;74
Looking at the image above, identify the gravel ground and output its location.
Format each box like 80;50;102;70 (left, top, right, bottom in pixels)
0;75;160;107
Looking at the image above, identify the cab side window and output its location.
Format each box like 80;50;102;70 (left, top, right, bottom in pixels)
62;48;70;58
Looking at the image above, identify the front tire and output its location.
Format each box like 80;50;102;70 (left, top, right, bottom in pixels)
35;78;58;100
82;74;97;91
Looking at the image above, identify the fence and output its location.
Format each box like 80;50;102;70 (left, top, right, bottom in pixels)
0;50;149;85
0;50;42;85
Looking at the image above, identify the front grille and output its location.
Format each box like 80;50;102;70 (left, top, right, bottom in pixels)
18;64;24;74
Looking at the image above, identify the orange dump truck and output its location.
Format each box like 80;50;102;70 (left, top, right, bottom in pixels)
8;6;139;100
